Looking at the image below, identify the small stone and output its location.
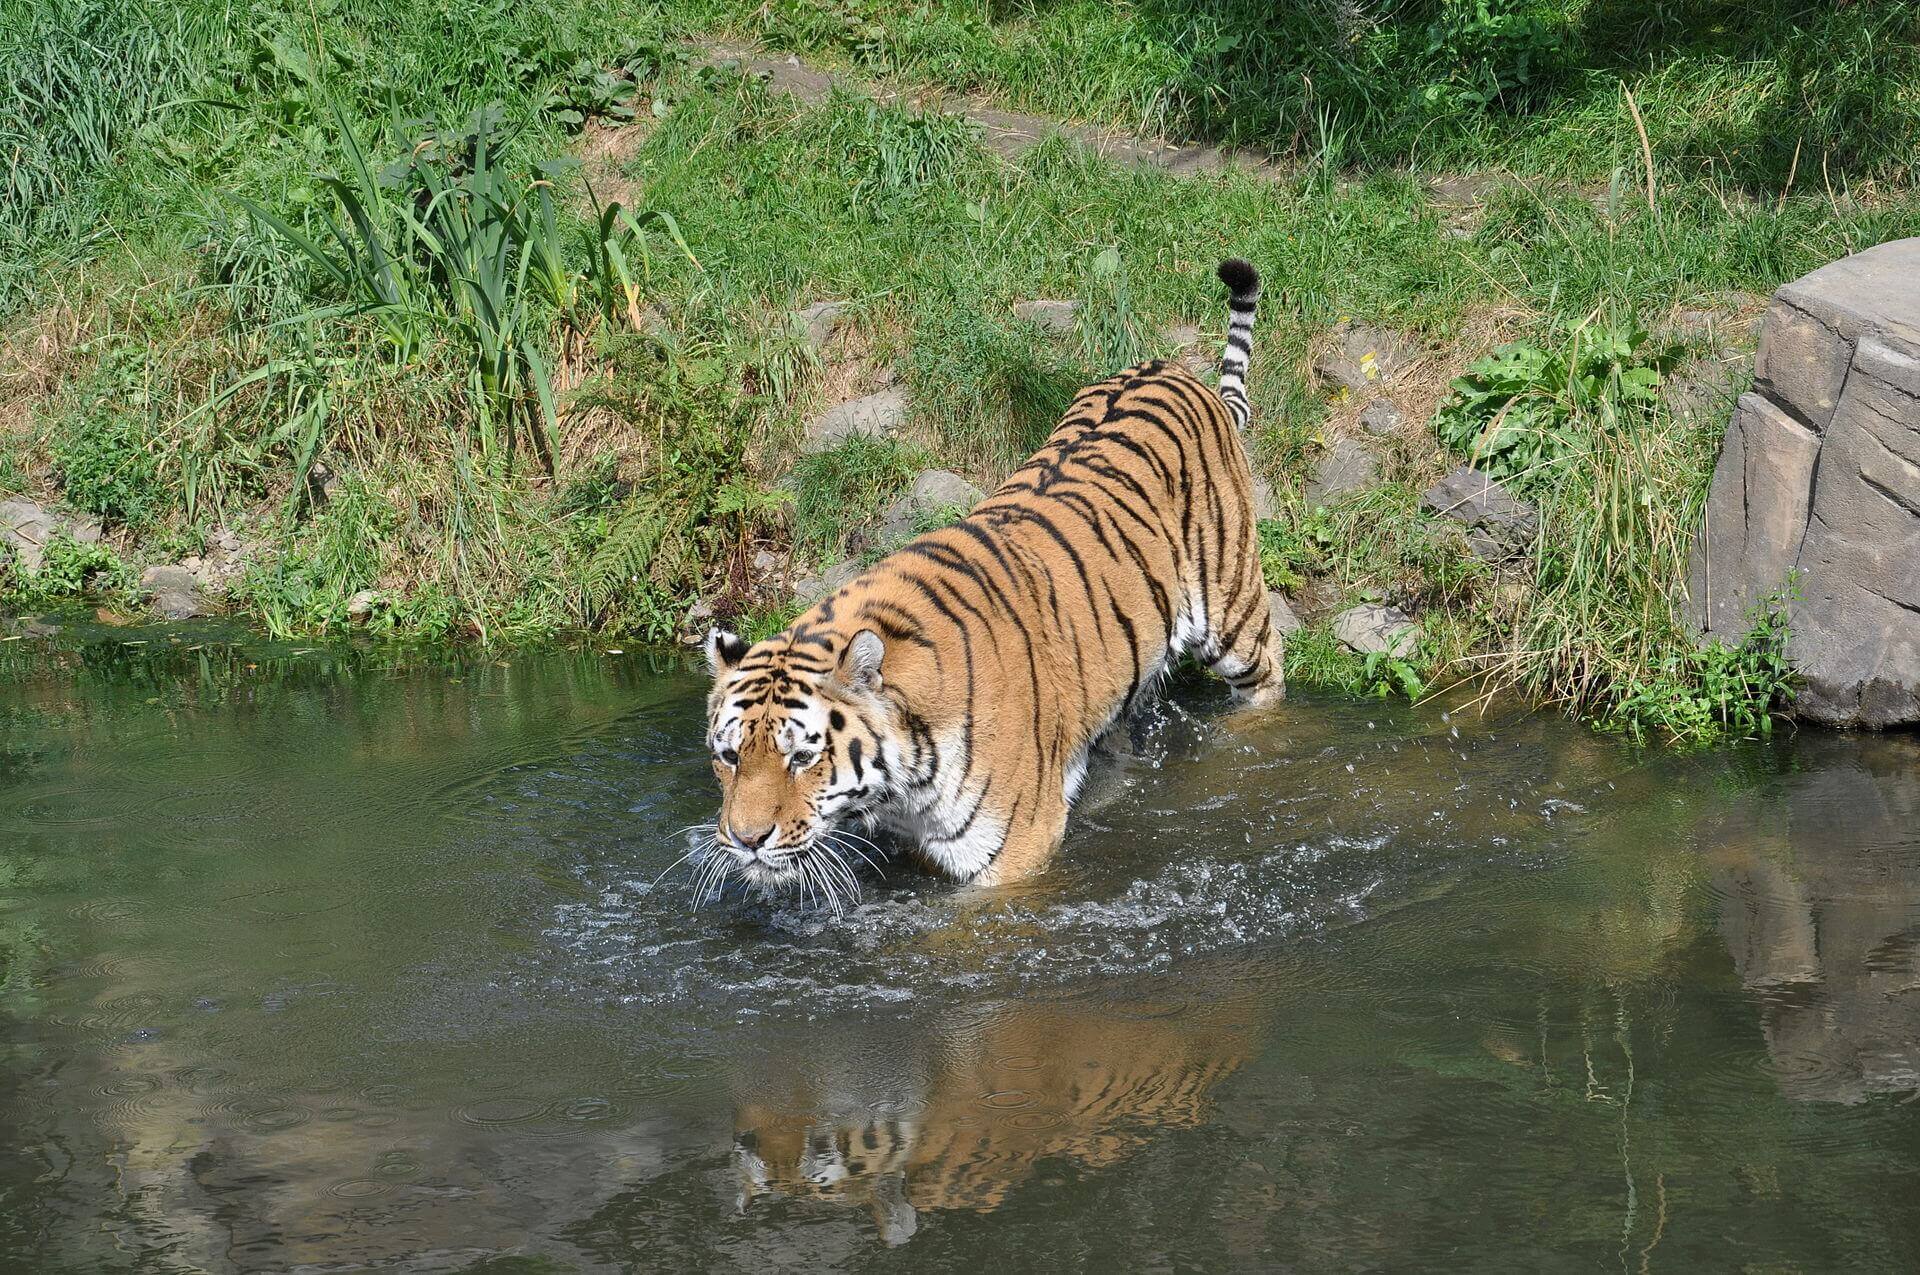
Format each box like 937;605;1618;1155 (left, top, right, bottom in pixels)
751;549;780;575
1014;299;1078;335
795;300;846;352
1332;603;1418;658
1267;590;1303;635
214;528;243;555
138;565;207;621
1359;398;1404;436
345;590;378;621
803;388;909;453
1314;321;1421;395
1304;436;1379;505
1421;465;1539;547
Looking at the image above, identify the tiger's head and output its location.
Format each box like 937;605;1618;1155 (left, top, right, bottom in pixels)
701;623;896;901
733;1110;920;1244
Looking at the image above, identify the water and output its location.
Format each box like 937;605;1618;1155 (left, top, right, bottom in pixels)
2;618;1917;1272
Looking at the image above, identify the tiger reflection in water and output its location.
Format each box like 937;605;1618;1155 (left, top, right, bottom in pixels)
730;995;1257;1244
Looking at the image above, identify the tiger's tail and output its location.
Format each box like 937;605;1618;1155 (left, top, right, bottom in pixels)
1215;258;1260;429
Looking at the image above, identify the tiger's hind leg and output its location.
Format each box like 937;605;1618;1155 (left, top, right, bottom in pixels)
1201;587;1286;709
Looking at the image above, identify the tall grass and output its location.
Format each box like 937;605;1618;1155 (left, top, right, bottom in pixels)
239;105;695;477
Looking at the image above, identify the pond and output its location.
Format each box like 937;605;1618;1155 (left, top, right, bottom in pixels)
2;619;1917;1271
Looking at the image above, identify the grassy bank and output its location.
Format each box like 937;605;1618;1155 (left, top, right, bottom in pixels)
4;1;1917;740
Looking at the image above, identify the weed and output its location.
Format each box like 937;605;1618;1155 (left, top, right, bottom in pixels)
1433;322;1668;491
788;435;925;561
4;535;128;607
1608;586;1797;744
50;346;167;528
1419;0;1565;111
1362;650;1427;700
820;90;978;214
1075;246;1150;374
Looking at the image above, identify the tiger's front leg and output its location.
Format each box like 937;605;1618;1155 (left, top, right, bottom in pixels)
964;790;1070;888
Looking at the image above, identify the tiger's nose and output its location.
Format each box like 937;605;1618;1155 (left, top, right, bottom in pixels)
729;824;774;851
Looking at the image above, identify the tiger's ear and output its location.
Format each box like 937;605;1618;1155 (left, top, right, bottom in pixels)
706;627;749;677
836;629;885;693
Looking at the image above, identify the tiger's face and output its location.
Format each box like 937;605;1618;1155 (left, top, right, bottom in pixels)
733;1110;920;1244
702;626;893;899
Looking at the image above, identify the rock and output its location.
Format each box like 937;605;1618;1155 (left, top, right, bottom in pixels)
878;469;987;543
138;565;207;621
345;590;378;622
1359;398;1404;436
1013;299;1078;335
1685;237;1920;726
679;598;714;645
1333;603;1418;659
0;499;64;573
795;300;846;352
1314;321;1421;395
1422;465;1539;559
1249;471;1277;521
1267;590;1302;635
792;558;863;606
821;558;862;594
803;388;909;453
1304;436;1378;505
751;549;780;576
1163;322;1201;350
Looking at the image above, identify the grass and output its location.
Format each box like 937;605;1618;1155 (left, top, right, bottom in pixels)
2;0;1914;740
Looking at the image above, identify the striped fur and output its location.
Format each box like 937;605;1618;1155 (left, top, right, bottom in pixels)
704;259;1279;891
733;997;1251;1241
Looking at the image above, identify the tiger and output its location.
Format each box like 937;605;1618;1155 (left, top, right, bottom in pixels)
731;995;1255;1245
702;258;1280;897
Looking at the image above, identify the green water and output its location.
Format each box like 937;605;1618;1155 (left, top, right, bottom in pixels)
1;620;1917;1272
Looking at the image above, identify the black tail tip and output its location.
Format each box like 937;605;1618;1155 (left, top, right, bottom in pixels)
1216;258;1260;298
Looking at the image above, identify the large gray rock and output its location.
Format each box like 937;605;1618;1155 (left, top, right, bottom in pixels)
1422;465;1538;562
0;498;101;572
792;558;862;606
1685;237;1920;727
877;469;987;543
1304;436;1378;506
1267;590;1302;635
795;300;846;352
1313;321;1421;395
1358;398;1404;436
139;565;208;620
1333;603;1418;658
803;388;908;453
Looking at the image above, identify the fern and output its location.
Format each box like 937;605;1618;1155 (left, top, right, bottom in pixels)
582;494;677;615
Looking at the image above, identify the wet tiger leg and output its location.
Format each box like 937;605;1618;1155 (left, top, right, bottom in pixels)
969;790;1070;887
1203;575;1286;709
